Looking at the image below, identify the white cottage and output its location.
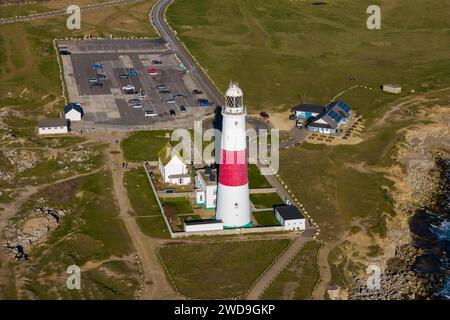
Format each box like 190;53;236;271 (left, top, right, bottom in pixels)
158;143;191;185
194;166;217;209
64;103;83;121
38;119;68;135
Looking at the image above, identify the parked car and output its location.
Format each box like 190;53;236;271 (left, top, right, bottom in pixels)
152;60;162;65
92;64;103;71
164;98;176;104
172;93;185;99
128;99;140;105
122;85;135;91
296;119;304;128
159;89;171;94
131;103;143;109
289;113;297;120
197;98;210;107
95;73;106;79
128;69;138;77
169;109;176;116
156;84;167;90
144;110;158;117
147;68;158;76
137;93;147;100
58;48;71;55
119;74;128;79
260;111;270;119
89;81;103;88
192;89;203;95
179;105;187;112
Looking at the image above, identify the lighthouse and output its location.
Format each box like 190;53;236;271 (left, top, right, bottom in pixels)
215;82;251;228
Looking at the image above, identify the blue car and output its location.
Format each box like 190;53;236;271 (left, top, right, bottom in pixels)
197;98;210;107
128;69;138;77
93;64;103;71
95;73;106;79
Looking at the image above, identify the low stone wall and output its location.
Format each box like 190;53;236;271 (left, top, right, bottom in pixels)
171;225;285;238
249;188;276;194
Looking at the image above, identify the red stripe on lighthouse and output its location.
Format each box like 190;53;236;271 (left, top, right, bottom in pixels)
218;149;248;186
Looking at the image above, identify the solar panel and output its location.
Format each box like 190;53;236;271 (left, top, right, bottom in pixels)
338;101;350;113
328;110;343;123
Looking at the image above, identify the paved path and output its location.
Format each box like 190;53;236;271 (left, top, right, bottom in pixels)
246;232;315;299
99;131;178;299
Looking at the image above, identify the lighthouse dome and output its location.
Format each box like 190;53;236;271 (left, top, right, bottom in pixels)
225;82;243;98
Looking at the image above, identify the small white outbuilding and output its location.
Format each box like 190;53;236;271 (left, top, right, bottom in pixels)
275;205;306;231
184;219;224;232
38;119;68;135
382;84;402;94
64;103;84;121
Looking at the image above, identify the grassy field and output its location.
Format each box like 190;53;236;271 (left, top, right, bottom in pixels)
248;163;272;189
159;239;290;299
6;171;139;299
124;167;171;238
262;240;321;300
252;210;280;226
161;196;193;214
121;130;172;162
250;192;284;209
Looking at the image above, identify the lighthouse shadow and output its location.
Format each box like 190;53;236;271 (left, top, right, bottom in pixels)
212;106;223;132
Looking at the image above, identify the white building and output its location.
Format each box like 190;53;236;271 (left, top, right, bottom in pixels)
64;103;83;121
184;219;224;232
275;205;306;231
38;119;68;135
158;142;191;185
383;84;402;94
194;166;217;209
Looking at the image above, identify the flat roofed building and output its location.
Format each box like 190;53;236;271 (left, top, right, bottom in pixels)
383;84;402;94
38;119;68;135
195;166;217;209
184;219;224;232
275;205;306;231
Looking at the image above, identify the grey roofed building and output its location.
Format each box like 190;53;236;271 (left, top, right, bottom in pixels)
291;104;324;113
38;118;68;128
275;205;305;220
307;121;336;130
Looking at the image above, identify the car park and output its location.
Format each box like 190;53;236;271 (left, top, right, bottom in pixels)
144;110;158;117
192;89;203;95
169;109;176;116
179;105;186;112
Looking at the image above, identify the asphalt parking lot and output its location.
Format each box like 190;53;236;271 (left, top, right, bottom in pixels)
59;39;213;126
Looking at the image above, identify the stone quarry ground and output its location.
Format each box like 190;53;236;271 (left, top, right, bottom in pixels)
1;0;449;300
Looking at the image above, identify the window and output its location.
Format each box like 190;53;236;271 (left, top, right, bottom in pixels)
199;195;203;201
234;203;239;209
235;121;238;126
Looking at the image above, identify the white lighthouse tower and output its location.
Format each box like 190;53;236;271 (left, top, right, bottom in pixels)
215;82;251;228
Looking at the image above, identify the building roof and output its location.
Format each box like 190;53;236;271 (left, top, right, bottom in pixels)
291;104;324;114
307;121;335;130
197;167;217;186
168;173;191;179
38;118;67;128
276;205;305;220
64;103;83;115
383;84;401;88
158;142;185;166
184;219;223;226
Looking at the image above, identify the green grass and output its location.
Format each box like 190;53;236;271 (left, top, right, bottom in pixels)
14;171;138;299
262;240;321;300
161;196;193;214
136;216;170;239
159;239;290;299
124;167;160;216
250;192;284;209
252;210;280;226
121;130;172;162
248;164;272;189
328;246;351;289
